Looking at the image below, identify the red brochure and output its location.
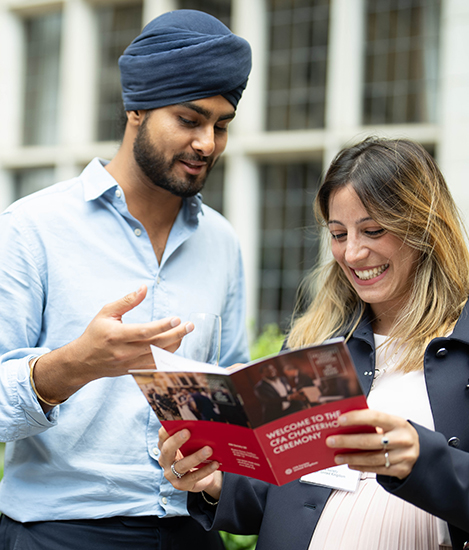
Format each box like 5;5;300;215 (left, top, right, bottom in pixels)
131;338;371;486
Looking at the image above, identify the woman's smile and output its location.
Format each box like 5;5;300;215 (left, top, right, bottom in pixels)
352;264;389;282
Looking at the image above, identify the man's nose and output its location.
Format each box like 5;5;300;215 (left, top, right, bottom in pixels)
192;127;215;157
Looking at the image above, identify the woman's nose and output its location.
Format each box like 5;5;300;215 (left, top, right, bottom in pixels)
344;238;369;264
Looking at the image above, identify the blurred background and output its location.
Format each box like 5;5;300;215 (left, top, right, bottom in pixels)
0;0;468;339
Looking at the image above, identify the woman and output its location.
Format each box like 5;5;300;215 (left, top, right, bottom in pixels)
176;388;199;420
158;138;469;549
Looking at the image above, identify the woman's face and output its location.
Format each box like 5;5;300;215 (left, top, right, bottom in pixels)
328;185;419;332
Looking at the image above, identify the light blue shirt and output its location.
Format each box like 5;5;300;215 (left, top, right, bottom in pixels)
0;158;249;522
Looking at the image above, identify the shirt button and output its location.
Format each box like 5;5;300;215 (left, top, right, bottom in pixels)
115;189;122;198
134;228;142;237
448;437;460;448
156;277;161;284
435;348;448;358
152;447;159;456
161;497;168;505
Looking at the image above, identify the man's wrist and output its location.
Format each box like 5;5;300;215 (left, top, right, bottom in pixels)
29;354;68;407
31;345;89;407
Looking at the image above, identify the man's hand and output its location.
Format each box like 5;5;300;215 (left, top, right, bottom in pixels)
32;285;193;410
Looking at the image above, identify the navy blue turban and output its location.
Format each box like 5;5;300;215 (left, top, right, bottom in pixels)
119;10;252;111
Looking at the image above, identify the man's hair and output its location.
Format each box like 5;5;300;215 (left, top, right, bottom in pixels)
259;363;276;374
288;137;469;372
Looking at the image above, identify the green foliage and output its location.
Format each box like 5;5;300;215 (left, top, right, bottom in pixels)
249;323;285;361
220;532;258;550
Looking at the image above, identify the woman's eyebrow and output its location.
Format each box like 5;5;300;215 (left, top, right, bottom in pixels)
327;217;374;226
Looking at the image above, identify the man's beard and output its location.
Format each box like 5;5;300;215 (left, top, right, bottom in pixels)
133;116;215;198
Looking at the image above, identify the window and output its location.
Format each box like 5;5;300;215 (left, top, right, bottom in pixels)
14;167;55;200
364;0;441;125
178;0;231;28
267;0;330;131
23;12;62;146
200;162;224;214
259;161;322;331
96;3;143;142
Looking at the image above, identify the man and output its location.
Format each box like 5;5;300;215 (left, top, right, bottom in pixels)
282;363;322;405
187;388;220;421
0;10;251;550
254;363;304;424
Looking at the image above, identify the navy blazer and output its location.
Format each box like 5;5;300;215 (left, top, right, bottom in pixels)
189;302;469;549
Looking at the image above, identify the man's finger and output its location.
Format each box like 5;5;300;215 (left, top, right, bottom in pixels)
148;321;194;348
117;317;192;345
100;284;148;320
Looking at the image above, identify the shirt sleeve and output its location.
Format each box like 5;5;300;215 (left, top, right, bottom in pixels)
0;210;58;442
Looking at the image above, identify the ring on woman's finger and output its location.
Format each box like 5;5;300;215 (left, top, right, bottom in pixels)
171;460;186;479
384;451;391;468
381;435;390;451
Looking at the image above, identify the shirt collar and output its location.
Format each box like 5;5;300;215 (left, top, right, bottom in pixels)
350;313;375;348
182;193;204;224
350;299;469;347
81;158;205;222
449;299;469;344
82;158;119;202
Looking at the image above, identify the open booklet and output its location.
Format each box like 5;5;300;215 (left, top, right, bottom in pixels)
131;337;370;486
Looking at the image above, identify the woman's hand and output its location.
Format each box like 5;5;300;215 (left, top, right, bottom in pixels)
158;427;223;500
326;409;420;480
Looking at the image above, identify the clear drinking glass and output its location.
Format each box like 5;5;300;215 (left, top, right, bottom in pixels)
180;313;222;365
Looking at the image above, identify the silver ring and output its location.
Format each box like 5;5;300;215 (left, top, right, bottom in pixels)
384;451;391;468
171;460;185;479
381;435;390;450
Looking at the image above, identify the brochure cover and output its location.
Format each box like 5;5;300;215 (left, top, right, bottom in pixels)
131;338;371;486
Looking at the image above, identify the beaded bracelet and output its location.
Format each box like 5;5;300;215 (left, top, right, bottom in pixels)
29;355;66;407
201;491;219;506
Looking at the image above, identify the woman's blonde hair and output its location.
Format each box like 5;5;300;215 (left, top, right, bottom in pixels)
287;137;469;371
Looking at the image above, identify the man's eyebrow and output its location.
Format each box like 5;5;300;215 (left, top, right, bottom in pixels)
178;102;236;122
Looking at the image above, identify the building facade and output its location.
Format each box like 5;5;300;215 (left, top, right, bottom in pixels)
0;0;469;335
